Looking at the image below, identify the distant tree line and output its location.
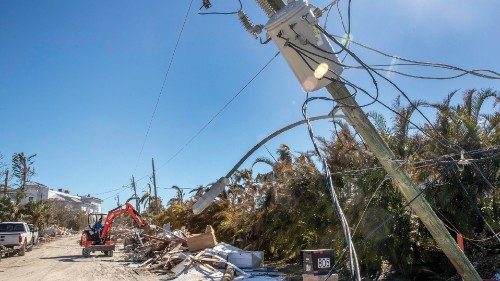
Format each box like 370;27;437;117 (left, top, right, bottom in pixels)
0;153;87;230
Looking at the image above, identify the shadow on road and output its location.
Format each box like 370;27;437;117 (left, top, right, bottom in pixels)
39;255;109;262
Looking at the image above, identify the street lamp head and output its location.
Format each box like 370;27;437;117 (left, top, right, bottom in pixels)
192;177;229;215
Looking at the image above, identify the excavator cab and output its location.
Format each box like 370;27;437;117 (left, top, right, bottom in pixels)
80;202;148;258
85;213;107;243
88;213;107;228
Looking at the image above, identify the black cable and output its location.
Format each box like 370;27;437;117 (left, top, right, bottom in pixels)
113;53;284;200
315;25;464;152
318;25;441;132
133;0;195;173
198;0;242;15
328;171;442;274
324;33;500;80
90;185;130;196
445;165;500;243
288;33;497;81
285;42;379;108
303;93;361;281
280;30;381;109
323;2;335;29
263;145;278;163
100;186;130;201
347;0;352;35
337;2;347;33
158;52;280;169
319;26;500;193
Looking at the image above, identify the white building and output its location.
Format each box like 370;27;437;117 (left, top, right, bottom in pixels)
80;195;103;213
13;182;102;214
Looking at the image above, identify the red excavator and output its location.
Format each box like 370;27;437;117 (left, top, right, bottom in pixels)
79;202;150;257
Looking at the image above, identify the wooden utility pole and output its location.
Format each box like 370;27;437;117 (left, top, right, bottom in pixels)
326;82;480;280
3;170;8;196
151;158;158;214
131;176;140;213
259;0;481;280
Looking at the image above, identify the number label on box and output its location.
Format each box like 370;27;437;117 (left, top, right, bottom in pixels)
317;258;331;269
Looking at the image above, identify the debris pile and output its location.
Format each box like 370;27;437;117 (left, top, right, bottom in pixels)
39;225;76;242
120;224;283;280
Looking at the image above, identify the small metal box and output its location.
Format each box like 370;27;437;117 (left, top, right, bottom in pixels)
301;249;335;276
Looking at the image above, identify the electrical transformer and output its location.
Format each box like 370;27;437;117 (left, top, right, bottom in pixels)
265;0;343;92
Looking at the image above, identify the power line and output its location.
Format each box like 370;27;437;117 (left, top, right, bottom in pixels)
132;0;195;174
303;93;361;281
198;0;242;15
292;25;497;167
89;185;129;196
158;51;280;169
318;27;499;197
333;170;445;272
445;165;500;243
263;144;278;163
103;51;279;202
100;186;129;201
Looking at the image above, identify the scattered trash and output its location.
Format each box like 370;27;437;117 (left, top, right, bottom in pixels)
207;242;264;269
116;223;284;280
38;225;76;242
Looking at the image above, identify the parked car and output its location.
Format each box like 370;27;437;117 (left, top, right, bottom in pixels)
0;222;34;256
28;224;39;246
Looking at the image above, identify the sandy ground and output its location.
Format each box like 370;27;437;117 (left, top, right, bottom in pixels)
0;234;162;281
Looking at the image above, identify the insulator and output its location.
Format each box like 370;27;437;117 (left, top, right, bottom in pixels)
238;10;262;38
255;0;276;18
201;0;212;9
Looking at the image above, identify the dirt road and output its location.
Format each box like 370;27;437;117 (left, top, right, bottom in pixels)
0;235;161;281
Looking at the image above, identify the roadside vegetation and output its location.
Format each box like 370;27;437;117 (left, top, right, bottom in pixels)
1;89;497;279
0;153;87;230
149;89;499;279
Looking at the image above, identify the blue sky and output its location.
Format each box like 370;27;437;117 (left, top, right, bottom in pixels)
1;0;498;211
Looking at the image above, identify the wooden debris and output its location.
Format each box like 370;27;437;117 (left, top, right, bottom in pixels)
118;224;278;280
186;225;217;251
139;258;154;268
222;265;235;281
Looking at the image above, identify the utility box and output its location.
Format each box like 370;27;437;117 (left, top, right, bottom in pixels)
301;249;335;276
265;0;343;92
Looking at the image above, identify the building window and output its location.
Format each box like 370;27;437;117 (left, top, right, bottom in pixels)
28;197;34;202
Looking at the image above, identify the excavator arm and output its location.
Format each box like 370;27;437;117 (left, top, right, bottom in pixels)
100;202;150;239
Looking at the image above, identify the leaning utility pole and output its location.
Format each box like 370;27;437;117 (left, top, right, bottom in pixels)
151;158;158;214
256;0;480;280
131;176;140;213
3;170;8;196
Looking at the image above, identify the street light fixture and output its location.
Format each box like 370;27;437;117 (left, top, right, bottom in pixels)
192;112;347;214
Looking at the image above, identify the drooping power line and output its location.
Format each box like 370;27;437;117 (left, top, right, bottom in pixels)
133;0;195;174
